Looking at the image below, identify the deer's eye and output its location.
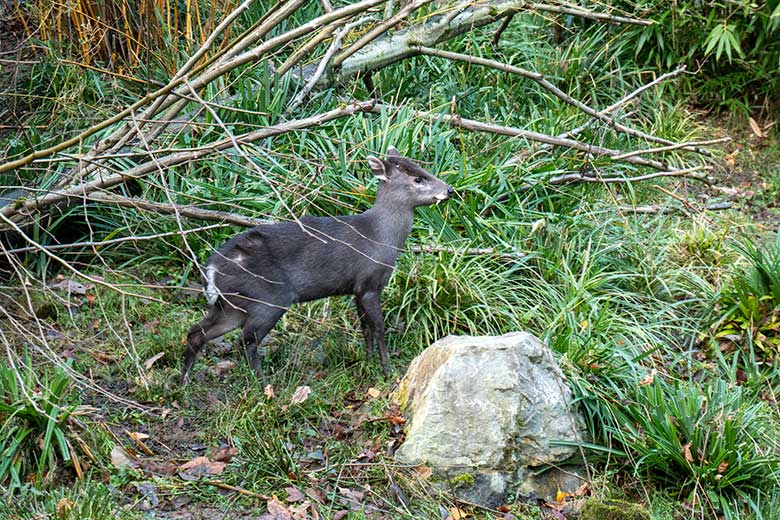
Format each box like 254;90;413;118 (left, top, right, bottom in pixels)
414;177;424;184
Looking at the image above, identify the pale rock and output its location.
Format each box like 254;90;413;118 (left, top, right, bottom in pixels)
394;332;587;507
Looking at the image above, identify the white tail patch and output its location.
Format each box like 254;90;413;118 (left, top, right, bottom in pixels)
204;265;219;305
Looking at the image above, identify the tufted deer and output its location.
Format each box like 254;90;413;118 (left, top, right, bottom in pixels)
181;147;453;383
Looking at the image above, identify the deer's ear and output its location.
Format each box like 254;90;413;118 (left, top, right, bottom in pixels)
367;156;388;181
387;146;400;157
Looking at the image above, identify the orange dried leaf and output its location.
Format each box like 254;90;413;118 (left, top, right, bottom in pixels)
179;456;226;476
127;431;150;442
56;498;74;519
717;460;729;474
366;387;382;399
415;465;432;481
683;443;694;463
639;369;657;386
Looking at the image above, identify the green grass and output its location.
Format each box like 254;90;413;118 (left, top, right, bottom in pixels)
3;1;780;519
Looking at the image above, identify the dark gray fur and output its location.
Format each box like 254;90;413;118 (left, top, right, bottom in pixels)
181;147;453;383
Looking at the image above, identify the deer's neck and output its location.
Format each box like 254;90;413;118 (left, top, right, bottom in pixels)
364;202;415;250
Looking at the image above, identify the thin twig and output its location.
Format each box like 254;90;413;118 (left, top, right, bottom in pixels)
491;12;515;45
203;480;271;500
373;103;673;170
0;213;162;302
546;166;712;185
84;193;526;260
615;201;732;214
611;137;731;160
0;101;377;223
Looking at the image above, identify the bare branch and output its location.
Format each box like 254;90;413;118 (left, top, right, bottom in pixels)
416;46;700;151
545;166;712;185
611;137;731;160
372;103;676;170
1;101;378;223
83;193;525;260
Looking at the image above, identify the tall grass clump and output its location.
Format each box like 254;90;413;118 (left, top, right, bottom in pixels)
711;234;780;362
605;379;780;513
0;352;88;493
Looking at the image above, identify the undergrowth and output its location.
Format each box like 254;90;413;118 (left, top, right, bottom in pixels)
2;2;780;519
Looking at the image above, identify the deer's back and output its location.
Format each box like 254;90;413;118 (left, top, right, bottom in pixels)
206;213;401;304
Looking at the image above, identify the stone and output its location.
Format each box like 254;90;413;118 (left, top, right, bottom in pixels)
393;332;586;507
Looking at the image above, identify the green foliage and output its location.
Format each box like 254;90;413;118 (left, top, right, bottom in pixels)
0;352;84;493
0;479;131;519
615;0;780;110
605;379;780;502
713;234;780;359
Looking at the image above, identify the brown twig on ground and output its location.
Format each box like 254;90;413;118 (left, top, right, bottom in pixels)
203;480;271;500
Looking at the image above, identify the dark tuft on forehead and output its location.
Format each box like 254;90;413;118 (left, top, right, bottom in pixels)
386;156;430;177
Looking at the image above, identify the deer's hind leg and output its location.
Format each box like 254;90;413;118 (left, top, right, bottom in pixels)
241;301;290;384
181;305;245;384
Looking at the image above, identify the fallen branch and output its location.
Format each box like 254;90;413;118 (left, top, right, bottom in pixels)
416;46;693;150
615;201;732;214
83;193;526;260
611;137;731;160
545;166;712;185
325;0;649;85
0;101;378;223
373;103;697;172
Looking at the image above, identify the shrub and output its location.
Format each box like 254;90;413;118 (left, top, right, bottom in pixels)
0;353;86;492
612;1;780;111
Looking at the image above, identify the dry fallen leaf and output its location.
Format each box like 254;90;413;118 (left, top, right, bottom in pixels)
209;359;237;376
366;387;382;399
530;218;546;235
47;278;91;295
110;446;134;469
554;489;569;502
448;506;471;519
179;456;226;476
127;431;150;442
56;497;74;519
290;385;312;405
285;486;305;502
723;150;739;168
749;117;766;138
717;460;729;474
261;496;292;520
639;369;657;386
333;511;348;520
574;481;591;497
264;384;275;400
415;465;433;481
144;352;165;370
683;443;694;463
210;445;238;463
